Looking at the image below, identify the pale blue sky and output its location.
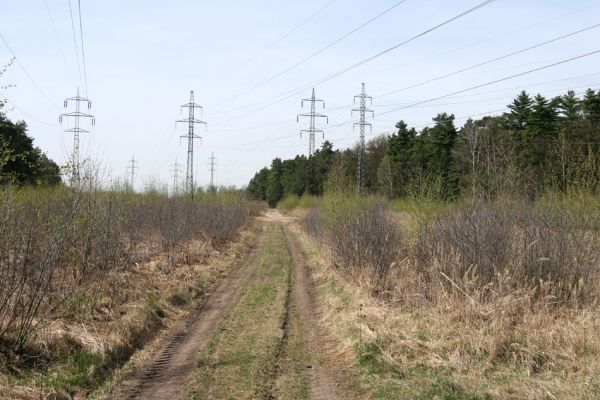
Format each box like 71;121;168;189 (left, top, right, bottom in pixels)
1;0;599;189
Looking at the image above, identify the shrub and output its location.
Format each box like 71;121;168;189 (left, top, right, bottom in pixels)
0;186;251;354
302;207;323;238
322;197;400;293
415;200;600;303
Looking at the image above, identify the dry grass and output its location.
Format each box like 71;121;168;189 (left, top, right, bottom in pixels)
0;196;258;400
297;197;600;399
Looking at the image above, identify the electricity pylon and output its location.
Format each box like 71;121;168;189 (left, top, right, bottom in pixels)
59;87;94;185
176;91;207;200
208;152;217;192
127;155;138;190
170;159;181;196
297;88;328;157
352;83;374;194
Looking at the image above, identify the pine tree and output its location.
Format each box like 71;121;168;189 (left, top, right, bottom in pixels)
266;159;283;208
247;167;269;200
426;113;459;199
387;120;417;197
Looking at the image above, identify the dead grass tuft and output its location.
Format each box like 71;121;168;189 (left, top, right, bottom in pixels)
299;197;600;399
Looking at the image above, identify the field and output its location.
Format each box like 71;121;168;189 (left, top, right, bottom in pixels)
1;187;598;399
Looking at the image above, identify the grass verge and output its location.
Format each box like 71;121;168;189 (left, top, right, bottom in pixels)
291;224;496;400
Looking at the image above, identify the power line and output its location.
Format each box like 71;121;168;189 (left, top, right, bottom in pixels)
378;49;600;117
209;0;408;109
77;0;89;96
377;22;600;99
339;0;600;86
0;32;61;108
67;0;84;91
0;94;56;126
206;75;600;152
210;119;292;133
375;72;600;108
214;0;337;83
211;0;495;126
44;0;77;87
405;88;593;130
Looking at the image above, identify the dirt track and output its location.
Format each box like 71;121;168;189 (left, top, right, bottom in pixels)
284;227;346;400
111;230;263;400
110;212;352;400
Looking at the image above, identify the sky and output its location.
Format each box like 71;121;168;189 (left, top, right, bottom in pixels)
1;0;599;190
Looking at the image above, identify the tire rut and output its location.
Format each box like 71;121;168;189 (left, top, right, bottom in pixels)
283;227;353;400
111;229;264;400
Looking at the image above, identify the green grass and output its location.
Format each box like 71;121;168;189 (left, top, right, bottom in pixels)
40;350;103;395
278;194;322;211
352;340;493;400
183;225;309;399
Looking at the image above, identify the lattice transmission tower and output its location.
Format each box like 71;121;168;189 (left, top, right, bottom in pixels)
297;88;328;157
176;91;207;200
59;87;94;185
208;152;217;192
127;155;138;190
352;83;374;194
170;159;181;196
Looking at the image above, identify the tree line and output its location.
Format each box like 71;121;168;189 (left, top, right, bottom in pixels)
247;88;600;204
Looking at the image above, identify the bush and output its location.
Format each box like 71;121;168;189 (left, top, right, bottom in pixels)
304;195;600;304
0;186;251;353
415;200;600;303
302;207;323;238
322;197;400;293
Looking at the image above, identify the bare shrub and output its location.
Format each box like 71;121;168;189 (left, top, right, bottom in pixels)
0;186;251;355
302;207;323;238
415;203;514;285
323;198;400;293
515;209;599;302
196;197;250;244
415;201;600;303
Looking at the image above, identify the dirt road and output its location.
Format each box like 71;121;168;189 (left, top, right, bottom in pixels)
110;211;353;400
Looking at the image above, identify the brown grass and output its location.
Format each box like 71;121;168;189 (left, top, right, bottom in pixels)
298;197;600;399
0;206;255;399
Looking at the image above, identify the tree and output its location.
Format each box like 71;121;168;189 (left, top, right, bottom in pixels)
505;91;533;130
247;167;269;201
266;158;283;207
307;141;335;196
364;135;388;193
425;113;459;199
558;90;581;122
456;118;482;198
387;120;417;197
0;113;61;185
